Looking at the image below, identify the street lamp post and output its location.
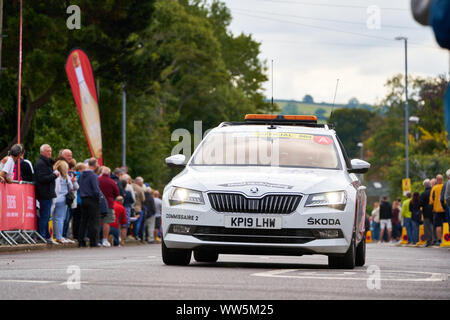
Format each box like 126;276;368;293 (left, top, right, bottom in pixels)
395;36;409;179
409;116;420;141
357;142;364;159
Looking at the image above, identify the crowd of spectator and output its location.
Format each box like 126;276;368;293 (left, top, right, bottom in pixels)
3;143;449;249
369;171;450;247
0;144;162;247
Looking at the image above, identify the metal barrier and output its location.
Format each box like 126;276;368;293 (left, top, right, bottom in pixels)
0;180;46;246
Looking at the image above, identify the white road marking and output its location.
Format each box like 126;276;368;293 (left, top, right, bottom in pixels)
59;281;89;286
0;279;90;286
0;268;100;271
0;279;56;284
252;269;450;282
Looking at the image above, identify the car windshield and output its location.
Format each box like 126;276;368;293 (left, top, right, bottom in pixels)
191;131;341;169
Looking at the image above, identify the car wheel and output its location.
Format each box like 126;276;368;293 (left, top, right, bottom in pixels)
194;250;219;263
162;238;191;266
328;234;356;269
355;233;366;267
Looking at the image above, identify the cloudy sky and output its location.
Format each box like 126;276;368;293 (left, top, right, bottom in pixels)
220;0;449;105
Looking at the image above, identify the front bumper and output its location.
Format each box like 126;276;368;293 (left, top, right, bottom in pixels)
162;188;356;256
164;233;350;255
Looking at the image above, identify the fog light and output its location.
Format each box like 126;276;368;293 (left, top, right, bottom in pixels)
312;229;342;239
171;224;194;235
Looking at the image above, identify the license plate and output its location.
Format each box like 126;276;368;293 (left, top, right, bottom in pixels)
224;216;282;229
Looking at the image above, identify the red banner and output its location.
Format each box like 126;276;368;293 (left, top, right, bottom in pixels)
0;183;37;231
22;184;38;230
65;49;103;165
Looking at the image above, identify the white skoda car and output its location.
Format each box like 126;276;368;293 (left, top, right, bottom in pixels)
162;115;370;269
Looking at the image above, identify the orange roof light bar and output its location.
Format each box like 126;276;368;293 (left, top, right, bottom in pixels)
284;115;317;122
245;114;278;120
245;114;317;123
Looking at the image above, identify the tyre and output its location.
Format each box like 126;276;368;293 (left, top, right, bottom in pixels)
162;239;191;266
355;233;366;267
328;234;356;269
194;250;219;263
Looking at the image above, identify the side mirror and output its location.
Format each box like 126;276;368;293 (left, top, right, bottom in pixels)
349;159;370;174
165;154;186;168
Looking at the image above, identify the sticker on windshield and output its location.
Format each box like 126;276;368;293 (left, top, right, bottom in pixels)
254;132;313;140
314;136;333;145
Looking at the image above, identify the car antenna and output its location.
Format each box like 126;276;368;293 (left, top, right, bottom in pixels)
271;59;274;113
269;59;276;129
329;78;340;127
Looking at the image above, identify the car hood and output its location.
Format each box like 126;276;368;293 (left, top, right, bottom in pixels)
170;166;351;196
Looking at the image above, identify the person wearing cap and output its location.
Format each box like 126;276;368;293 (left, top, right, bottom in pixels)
0;144;22;184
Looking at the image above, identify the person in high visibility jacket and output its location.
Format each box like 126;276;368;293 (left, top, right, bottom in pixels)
401;193;413;244
429;174;446;245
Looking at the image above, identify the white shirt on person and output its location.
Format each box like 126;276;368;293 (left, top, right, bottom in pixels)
371;207;380;223
1;157;15;179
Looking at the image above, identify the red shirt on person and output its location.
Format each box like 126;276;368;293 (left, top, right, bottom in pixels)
110;201;127;229
98;174;120;209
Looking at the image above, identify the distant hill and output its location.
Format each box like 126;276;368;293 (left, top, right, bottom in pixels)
274;99;374;123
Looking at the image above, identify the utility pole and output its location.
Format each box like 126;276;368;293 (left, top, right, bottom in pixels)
0;0;4;80
122;82;126;167
404;39;409;179
395;36;409;179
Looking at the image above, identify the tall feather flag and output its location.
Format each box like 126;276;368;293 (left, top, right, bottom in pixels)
65;49;103;165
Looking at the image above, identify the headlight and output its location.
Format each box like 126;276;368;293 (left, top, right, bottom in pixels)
305;191;347;210
169;187;204;206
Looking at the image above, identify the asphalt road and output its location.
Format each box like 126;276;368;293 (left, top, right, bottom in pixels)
0;242;448;300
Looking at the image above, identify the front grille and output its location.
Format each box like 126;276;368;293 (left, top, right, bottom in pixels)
193;226;315;244
208;193;302;214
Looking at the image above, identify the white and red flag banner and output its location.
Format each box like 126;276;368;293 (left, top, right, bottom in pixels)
65;49;103;165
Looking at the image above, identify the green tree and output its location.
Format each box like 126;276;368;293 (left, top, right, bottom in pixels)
347;97;360;108
329;108;375;158
363;74;449;198
302;94;314;104
1;0;155;158
314;108;327;121
0;0;272;191
282;101;299;115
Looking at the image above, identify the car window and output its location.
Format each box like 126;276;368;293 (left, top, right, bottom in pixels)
191;131;341;170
